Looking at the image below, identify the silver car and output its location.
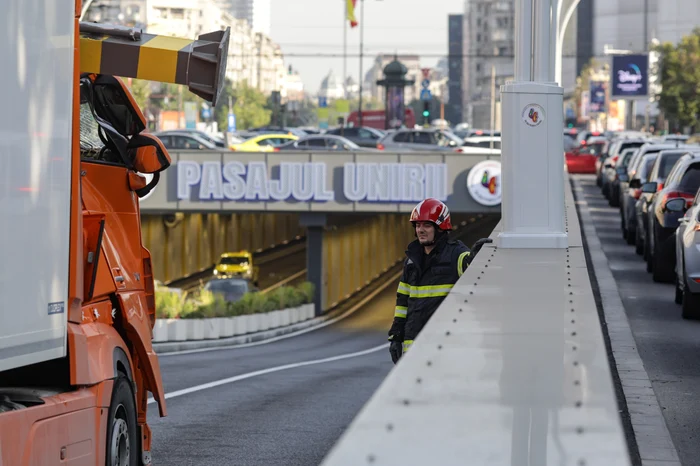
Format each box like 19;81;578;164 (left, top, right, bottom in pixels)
377;128;463;152
675;186;700;318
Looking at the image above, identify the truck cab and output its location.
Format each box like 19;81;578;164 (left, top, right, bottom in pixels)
0;3;229;464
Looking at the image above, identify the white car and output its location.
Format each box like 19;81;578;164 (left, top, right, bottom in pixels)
674;186;700;318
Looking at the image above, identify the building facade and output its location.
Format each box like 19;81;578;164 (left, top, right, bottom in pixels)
461;0;579;128
447;14;464;125
219;0;271;35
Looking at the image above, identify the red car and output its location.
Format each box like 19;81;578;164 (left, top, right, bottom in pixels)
566;141;607;174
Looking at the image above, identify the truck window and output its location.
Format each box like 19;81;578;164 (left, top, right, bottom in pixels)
79;103;127;166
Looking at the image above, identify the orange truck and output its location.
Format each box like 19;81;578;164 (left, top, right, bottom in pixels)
0;1;229;464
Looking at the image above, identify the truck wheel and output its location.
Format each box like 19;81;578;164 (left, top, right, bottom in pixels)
106;376;138;466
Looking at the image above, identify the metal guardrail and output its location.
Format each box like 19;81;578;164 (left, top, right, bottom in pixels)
320;176;631;466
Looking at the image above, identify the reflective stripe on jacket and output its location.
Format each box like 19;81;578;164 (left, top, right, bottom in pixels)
388;234;470;343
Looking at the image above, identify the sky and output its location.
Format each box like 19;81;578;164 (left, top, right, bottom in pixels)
269;0;465;95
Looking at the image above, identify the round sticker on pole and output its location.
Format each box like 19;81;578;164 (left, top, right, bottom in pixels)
522;103;545;127
466;160;502;206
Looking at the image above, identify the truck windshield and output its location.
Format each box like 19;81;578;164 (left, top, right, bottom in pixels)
80;103;105;157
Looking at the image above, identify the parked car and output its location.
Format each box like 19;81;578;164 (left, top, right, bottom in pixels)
643;151;700;282
230;133;298;152
620;148;660;244
155;129;226;148
325;126;385;148
153;131;223;151
566;139;607;174
461;136;501;149
600;138;647;196
606;147;638;207
635;149;686;259
275;135;368;151
674;186;700;318
377;128;463;151
204;277;258;303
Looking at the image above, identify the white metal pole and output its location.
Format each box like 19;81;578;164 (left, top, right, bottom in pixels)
490;64;496;148
555;0;581;86
499;0;567;249
514;0;534;81
533;0;551;82
343;0;348;99
550;0;559;83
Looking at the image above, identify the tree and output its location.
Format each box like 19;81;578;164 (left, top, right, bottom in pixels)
654;28;700;132
228;81;272;130
128;79;152;111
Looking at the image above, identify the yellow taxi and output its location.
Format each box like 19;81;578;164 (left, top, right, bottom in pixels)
213;251;259;283
230;134;297;152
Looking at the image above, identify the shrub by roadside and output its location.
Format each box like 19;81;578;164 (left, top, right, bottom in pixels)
155;281;315;320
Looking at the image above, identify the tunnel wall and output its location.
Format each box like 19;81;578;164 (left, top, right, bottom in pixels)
141;213;304;282
322;214;414;310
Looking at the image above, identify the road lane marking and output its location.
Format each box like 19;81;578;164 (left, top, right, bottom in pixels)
147;343;387;404
158;270;403;357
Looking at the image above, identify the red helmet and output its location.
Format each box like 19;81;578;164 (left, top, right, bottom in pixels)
410;198;452;231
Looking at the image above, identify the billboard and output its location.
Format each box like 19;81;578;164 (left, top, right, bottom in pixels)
611;54;648;98
139;151;502;214
589;81;607;113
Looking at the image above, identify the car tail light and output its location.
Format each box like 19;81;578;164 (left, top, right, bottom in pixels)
632;188;642;199
662;191;695;208
377;143;385;151
657;183;664;191
611;155;619;166
273;147;280;152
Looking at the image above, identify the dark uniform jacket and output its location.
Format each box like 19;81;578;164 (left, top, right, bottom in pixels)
388;234;471;344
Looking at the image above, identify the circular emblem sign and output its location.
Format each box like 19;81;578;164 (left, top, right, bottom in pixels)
467;160;502;206
522;103;545;127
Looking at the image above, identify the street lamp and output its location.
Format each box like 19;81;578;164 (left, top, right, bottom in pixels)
554;0;582;86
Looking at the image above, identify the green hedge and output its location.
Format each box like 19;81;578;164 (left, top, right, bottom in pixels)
155;281;315;320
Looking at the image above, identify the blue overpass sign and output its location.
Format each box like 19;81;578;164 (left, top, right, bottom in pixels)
420;89;432;101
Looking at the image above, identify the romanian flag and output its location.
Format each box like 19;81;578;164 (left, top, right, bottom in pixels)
347;0;358;28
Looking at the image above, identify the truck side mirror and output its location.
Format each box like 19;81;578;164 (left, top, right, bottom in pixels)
127;133;172;198
129;134;171;174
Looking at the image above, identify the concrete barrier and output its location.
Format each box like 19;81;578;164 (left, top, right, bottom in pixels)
151;303;315;344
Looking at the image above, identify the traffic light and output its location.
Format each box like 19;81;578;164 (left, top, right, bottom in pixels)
422;101;430;124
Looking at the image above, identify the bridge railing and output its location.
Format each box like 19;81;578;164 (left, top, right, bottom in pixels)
320;175;632;466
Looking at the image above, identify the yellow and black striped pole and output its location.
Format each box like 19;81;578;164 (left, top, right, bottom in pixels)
78;22;230;106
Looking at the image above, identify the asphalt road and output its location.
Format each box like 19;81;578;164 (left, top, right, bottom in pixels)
148;279;396;466
148;216;501;466
577;175;700;465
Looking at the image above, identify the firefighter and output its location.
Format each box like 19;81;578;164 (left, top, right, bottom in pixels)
388;198;481;364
